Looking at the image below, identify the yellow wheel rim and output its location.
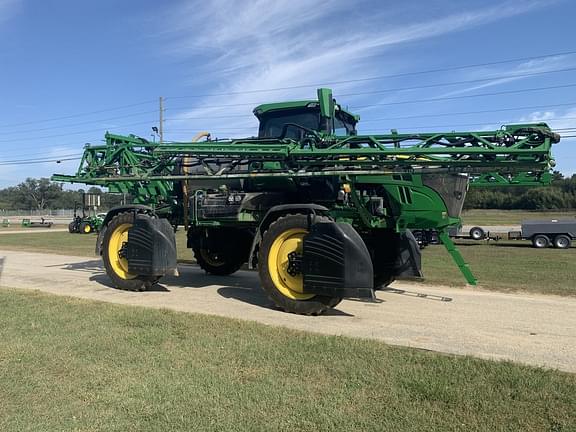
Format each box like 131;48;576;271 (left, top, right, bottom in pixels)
267;228;314;300
107;223;136;280
83;225;91;233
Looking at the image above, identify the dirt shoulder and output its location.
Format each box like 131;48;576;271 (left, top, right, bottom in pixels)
1;250;575;373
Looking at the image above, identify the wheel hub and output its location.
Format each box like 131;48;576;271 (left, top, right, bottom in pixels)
118;241;128;259
267;227;314;300
286;251;302;276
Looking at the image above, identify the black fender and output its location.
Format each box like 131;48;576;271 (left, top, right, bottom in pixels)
247;204;329;269
303;221;374;299
394;230;422;278
126;214;178;277
95;205;156;255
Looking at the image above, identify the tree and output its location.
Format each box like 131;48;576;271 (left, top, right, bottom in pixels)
14;178;63;210
552;170;564;182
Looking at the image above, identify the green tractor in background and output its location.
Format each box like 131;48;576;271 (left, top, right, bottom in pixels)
68;193;104;234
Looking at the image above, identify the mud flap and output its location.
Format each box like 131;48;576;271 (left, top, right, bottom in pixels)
394;230;422;278
302;221;374;299
126;215;178;277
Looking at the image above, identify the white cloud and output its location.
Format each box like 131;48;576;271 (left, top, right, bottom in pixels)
156;0;554;140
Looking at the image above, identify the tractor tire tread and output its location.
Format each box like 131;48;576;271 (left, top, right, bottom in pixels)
193;246;244;276
258;214;342;315
101;211;155;292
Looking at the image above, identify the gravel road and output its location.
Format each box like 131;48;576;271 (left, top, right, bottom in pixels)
0;228;68;235
1;250;574;372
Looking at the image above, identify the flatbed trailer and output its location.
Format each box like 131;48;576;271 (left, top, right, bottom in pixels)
508;219;576;248
21;218;54;228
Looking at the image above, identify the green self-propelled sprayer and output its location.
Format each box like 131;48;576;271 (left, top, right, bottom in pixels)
53;89;559;315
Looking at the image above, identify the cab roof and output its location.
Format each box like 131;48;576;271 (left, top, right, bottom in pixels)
253;100;359;121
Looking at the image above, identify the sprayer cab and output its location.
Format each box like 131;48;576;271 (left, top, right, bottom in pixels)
253;88;359;139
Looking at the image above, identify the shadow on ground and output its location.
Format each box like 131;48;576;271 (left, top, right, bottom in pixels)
51;258;355;315
49;259;104;272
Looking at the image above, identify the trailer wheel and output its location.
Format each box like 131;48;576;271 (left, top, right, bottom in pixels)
553;234;571;249
259;214;342;315
469;226;485;240
532;234;550;248
102;212;153;291
80;222;92;234
193;246;244;276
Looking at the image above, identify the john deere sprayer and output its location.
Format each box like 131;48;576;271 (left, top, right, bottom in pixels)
53;89;559;315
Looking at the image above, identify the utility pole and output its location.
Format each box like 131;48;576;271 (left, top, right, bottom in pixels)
159;96;164;143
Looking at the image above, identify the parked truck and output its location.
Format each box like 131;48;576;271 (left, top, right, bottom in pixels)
52;88;559;315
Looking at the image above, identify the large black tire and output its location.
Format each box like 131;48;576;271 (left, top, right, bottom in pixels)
190;227;249;276
68;221;76;233
101;212;154;292
258;214;342;315
553;234;571;249
80;221;92;234
193;246;244;276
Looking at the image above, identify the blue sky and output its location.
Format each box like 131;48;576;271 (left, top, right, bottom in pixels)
0;0;575;188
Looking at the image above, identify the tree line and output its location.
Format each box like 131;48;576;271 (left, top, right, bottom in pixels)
0;178;124;211
0;174;575;211
464;172;576;210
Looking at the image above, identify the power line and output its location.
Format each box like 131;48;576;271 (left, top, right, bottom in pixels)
166;82;576;121
0;99;156;129
166;82;576;115
359;117;576;131
0;157;81;166
359;101;576;122
7;60;572;135
0;153;83;164
0;119;156;144
6;89;574;138
2;110;159;135
167;49;576;99
0;142;99;159
351;83;576;109
336;67;576;99
164;117;575;137
169;109;576;133
393;117;576;130
163;100;576;124
165;113;252;122
3;49;575;134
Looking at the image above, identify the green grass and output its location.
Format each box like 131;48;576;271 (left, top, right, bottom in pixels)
461;209;576;226
422;240;576;296
1;231;575;296
0;288;574;431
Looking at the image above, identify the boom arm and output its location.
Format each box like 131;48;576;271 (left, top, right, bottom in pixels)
52;123;559;287
54;123;558;186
